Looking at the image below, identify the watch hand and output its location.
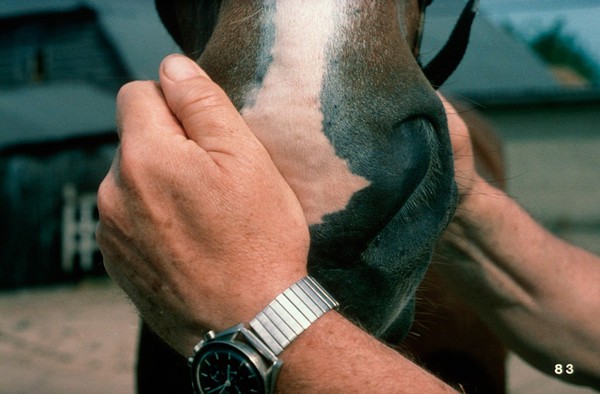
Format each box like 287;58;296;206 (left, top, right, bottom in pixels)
216;366;232;394
206;384;225;394
218;379;231;394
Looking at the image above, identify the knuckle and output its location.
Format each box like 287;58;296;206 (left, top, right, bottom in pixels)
116;153;148;195
117;143;142;178
96;174;117;225
117;138;155;187
116;80;157;105
95;187;115;250
177;79;230;118
116;81;141;111
94;219;109;250
116;81;161;134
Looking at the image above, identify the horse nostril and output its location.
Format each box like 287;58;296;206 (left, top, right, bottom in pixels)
379;116;440;189
393;120;431;183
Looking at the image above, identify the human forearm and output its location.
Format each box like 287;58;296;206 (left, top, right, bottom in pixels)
277;311;458;393
436;177;600;387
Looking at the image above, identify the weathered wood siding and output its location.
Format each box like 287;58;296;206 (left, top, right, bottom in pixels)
0;136;116;289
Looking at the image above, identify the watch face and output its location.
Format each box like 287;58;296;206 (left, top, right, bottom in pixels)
192;342;266;394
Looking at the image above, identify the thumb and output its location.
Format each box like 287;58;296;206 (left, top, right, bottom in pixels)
159;54;252;146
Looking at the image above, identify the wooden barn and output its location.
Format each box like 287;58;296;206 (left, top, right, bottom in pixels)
0;0;174;288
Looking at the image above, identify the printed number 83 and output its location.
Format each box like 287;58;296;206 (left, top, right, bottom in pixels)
555;364;575;375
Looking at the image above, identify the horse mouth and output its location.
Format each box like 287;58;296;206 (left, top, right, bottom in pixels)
309;116;456;253
306;114;457;341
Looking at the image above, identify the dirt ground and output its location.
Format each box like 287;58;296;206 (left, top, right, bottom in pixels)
0;278;597;394
0;279;137;394
2;133;599;393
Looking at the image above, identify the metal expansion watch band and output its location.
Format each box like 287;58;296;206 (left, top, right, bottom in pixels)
249;276;339;356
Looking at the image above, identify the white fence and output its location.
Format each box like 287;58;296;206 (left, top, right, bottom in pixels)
61;183;100;274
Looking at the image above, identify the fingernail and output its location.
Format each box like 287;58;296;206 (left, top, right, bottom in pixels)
162;55;201;81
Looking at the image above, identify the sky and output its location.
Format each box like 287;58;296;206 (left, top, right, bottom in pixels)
480;0;600;68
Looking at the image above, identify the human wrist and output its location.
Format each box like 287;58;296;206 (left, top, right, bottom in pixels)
188;276;337;394
170;267;309;356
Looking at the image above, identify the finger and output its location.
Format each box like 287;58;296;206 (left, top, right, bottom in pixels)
158;54;255;148
115;81;183;142
115;79;204;178
438;95;469;143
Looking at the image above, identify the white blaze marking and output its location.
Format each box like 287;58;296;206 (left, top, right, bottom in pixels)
241;1;371;225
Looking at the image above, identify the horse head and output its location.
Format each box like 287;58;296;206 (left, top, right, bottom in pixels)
155;0;476;342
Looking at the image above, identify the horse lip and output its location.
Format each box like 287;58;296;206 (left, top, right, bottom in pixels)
302;112;457;341
394;116;449;217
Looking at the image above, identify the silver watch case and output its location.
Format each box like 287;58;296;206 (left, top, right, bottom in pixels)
188;323;283;394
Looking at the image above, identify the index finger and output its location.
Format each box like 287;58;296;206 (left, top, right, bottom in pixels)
116;80;186;143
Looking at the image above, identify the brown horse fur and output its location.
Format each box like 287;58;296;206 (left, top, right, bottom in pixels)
140;2;508;393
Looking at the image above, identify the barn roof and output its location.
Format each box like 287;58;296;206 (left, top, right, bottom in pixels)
422;1;560;96
0;0;176;151
0;0;177;81
423;1;600;104
0;82;117;149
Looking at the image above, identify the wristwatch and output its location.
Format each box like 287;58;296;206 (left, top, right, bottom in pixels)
188;276;338;394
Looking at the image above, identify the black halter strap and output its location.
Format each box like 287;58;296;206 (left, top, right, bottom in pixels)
419;0;480;89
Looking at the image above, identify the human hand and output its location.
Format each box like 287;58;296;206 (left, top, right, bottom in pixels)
96;54;309;355
438;94;481;203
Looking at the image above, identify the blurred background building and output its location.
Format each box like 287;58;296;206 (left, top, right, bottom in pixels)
0;0;176;288
1;0;599;289
426;1;600;264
